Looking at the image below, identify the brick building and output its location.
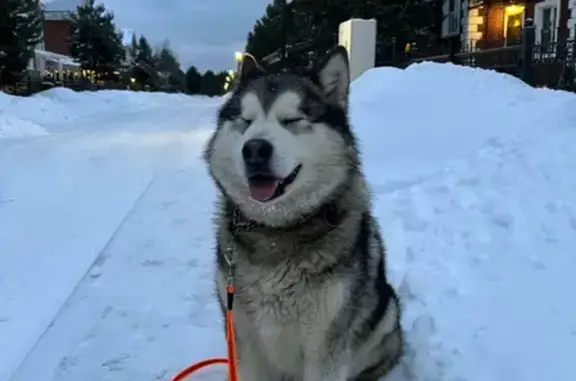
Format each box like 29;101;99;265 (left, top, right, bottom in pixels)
441;0;572;53
42;0;84;56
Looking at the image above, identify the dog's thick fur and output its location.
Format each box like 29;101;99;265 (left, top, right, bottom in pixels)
203;47;403;381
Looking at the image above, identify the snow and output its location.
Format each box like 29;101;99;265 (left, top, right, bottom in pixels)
34;50;80;67
0;89;218;381
1;62;576;381
0;114;48;139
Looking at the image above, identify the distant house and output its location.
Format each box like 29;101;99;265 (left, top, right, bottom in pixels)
42;0;85;56
28;0;83;74
30;0;134;81
42;1;133;58
440;0;572;51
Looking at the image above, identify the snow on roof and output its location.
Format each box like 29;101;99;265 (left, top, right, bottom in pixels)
34;49;80;66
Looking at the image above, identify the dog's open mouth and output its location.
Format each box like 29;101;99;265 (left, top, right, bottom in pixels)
248;164;302;202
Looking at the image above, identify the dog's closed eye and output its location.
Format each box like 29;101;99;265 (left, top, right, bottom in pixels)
232;116;253;133
280;117;304;126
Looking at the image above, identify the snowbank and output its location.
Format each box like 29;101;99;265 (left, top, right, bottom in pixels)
0;114;48;139
352;62;575;187
351;63;576;381
1;90;76;131
0;88;212;137
379;123;576;381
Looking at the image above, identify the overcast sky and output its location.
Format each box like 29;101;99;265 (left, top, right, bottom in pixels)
44;0;271;71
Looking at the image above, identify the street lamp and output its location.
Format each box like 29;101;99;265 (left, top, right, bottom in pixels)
223;69;235;92
234;51;243;63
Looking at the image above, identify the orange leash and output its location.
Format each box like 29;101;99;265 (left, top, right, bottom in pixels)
170;358;228;381
171;258;240;381
225;285;239;381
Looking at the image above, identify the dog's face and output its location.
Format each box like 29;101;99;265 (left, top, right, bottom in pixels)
204;47;359;227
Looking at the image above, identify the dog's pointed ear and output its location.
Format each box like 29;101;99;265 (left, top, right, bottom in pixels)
317;46;350;110
237;53;265;85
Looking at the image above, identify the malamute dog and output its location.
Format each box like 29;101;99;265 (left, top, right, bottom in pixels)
204;46;403;381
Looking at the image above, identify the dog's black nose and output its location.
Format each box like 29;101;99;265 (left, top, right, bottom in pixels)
242;139;273;165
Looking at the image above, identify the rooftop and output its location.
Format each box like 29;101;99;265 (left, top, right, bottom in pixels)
43;0;85;12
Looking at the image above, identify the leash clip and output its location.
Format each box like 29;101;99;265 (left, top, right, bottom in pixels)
224;247;236;288
224;247;237;313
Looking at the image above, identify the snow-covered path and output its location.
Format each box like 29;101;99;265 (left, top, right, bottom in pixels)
9;126;225;381
0;97;218;381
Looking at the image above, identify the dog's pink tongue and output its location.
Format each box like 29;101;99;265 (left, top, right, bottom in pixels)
249;180;278;202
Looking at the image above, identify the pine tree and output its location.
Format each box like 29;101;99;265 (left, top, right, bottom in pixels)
201;70;222;96
185;65;202;94
136;35;154;68
0;0;43;86
154;40;186;91
153;41;184;92
154;40;179;74
127;32;138;66
368;0;436;49
132;34;155;86
245;0;284;62
244;0;437;70
244;0;353;70
168;68;185;93
69;0;124;79
291;0;353;64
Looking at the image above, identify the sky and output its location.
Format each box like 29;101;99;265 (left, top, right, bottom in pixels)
44;0;272;71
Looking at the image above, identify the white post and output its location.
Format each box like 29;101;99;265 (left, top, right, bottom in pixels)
57;58;64;81
38;54;45;73
338;18;377;82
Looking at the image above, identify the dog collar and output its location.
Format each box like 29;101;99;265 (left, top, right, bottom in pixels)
227;201;342;234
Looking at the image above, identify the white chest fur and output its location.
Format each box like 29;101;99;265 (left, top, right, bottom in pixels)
217;258;349;374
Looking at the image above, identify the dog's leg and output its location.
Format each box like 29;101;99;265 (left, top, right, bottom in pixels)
235;330;275;381
303;353;351;381
303;337;351;381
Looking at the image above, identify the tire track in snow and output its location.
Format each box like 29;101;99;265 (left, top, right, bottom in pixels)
8;173;158;380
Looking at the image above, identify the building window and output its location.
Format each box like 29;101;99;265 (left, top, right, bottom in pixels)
541;6;558;52
446;0;459;35
448;12;459;34
502;5;525;46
